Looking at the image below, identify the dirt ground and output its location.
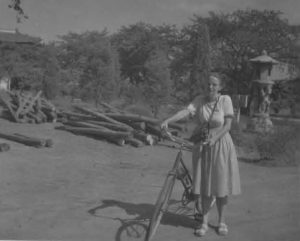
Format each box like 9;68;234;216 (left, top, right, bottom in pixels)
0;118;299;241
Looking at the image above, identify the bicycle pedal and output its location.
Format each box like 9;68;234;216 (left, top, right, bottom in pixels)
194;213;203;221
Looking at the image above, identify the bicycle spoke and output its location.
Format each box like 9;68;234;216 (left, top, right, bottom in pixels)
117;221;147;241
168;201;194;215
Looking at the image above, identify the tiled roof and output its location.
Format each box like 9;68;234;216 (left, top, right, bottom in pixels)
0;29;41;44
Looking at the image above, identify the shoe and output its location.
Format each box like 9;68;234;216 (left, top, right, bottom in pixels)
218;223;228;236
194;223;208;237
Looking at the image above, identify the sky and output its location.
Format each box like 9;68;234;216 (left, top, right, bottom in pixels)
0;0;300;42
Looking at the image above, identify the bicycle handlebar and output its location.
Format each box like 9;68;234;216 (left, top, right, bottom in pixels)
161;128;193;149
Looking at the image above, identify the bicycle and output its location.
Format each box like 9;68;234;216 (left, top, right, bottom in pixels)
145;129;202;241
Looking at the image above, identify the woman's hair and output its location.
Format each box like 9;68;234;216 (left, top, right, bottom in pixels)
210;72;227;88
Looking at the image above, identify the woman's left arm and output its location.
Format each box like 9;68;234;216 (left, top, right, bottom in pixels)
206;117;232;146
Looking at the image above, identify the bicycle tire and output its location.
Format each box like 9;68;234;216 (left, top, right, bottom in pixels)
145;175;176;241
116;220;148;241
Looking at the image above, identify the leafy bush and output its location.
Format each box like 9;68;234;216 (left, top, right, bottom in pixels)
254;124;300;166
230;119;243;146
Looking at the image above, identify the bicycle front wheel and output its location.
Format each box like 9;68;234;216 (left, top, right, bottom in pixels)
146;175;176;241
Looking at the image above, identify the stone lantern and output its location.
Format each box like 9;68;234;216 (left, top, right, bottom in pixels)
247;50;278;132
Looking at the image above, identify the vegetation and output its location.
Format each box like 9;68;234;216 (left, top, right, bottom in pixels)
4;4;300;166
2;6;300;115
0;42;60;99
57;31;120;105
254;124;300;166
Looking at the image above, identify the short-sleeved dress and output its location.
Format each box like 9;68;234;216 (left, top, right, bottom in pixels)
187;95;241;197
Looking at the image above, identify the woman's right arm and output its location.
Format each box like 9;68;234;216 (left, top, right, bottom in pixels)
161;96;200;129
161;109;191;129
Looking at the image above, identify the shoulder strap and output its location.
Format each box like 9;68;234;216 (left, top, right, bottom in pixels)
207;96;220;129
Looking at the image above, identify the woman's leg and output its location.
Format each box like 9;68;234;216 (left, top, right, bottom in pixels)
216;196;228;224
216;196;229;235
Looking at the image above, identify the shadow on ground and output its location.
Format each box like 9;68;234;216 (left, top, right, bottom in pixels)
88;199;196;241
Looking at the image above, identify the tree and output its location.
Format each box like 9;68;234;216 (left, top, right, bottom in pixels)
143;46;172;117
195;9;295;94
171;22;211;103
8;0;28;23
0;42;61;98
39;44;61;99
111;22;157;84
111;22;176;85
57;31;121;105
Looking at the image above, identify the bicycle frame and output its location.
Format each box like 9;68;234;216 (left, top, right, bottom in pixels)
146;129;198;241
146;146;195;241
172;149;194;205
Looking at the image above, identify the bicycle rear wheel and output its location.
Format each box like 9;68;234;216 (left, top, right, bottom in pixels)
146;175;176;241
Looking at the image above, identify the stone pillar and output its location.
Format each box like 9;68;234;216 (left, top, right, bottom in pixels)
247;51;278;133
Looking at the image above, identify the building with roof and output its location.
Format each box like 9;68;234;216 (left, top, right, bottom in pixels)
0;29;41;44
0;29;41;91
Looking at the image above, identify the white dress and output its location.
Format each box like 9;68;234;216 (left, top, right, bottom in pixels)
187;95;241;197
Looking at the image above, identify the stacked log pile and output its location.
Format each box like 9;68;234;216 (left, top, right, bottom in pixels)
58;102;183;147
0;90;57;123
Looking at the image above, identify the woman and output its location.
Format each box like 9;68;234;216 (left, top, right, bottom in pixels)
161;74;241;236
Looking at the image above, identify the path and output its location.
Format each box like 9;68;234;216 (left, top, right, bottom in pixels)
0;119;299;240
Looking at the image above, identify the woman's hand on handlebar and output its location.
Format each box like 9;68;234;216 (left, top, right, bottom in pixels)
160;124;176;142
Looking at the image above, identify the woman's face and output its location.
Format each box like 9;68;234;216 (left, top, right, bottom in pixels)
207;76;222;97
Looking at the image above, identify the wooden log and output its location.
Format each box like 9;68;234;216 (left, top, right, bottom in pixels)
63;121;110;130
41;98;56;110
61;125;126;146
73;106;133;131
99;102;120;113
125;137;144;147
106;113;159;125
36;110;48;122
26;111;43;124
27;117;36;124
0;132;46;147
41;107;57;122
0;90;58;124
17;90;42;116
13;134;53;147
16;92;22;110
62;126;132;139
85;120;132;132
106;112;184;131
16;95;34;116
86;129;126;146
106;137;125;146
61;111;97;120
124;121;146;131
